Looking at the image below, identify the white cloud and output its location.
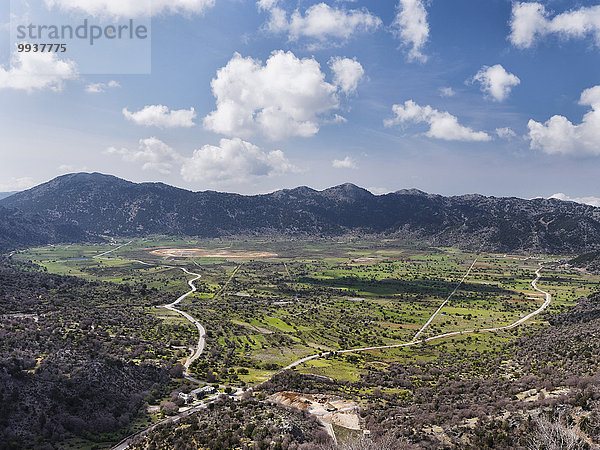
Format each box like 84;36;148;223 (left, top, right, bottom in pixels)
44;0;216;18
85;80;120;93
0;177;36;192
367;187;392;195
57;164;89;172
123;105;196;128
471;64;520;102
257;0;278;11
107;136;296;183
509;3;600;49
392;0;429;62
329;57;364;94
496;127;517;139
259;2;381;46
332;156;358;169
106;137;182;174
384;100;491;142
85;84;104;94
550;193;600;208
181;138;297;183
528;85;600;155
204;50;348;141
0;52;77;92
439;87;455;97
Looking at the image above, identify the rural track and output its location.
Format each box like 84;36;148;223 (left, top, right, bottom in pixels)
269;262;552;375
411;257;478;342
94;244;551;447
212;263;243;300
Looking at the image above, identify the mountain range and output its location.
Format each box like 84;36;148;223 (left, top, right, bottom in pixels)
1;172;599;254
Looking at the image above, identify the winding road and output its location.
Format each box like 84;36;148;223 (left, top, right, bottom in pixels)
93;243;205;377
162;268;206;374
93;242;552;447
273;263;553;374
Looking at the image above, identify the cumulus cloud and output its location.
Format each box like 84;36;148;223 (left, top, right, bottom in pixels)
44;0;215;18
528;85;600;155
509;3;600;49
181;138;297;183
439;87;455;97
550;193;600;208
471;64;520;102
204;50;353;140
107;136;296;183
257;0;277;11
332;156;358;169
123;105;196;128
0;52;77;92
107;137;183;174
384;100;491;142
367;187;392;195
0;177;36;192
57;164;89;173
258;2;381;46
392;0;429;62
329;57;364;95
496;127;517;139
85;80;120;93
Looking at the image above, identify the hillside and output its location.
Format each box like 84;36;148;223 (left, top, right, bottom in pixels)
1;172;600;254
570;251;600;273
0;258;175;447
0;205;91;252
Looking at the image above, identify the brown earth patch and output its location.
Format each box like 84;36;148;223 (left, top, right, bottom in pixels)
269;392;361;430
150;248;278;258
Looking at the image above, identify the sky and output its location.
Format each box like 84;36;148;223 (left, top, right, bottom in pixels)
0;0;599;205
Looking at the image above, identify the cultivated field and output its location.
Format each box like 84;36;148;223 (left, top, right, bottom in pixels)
16;237;600;387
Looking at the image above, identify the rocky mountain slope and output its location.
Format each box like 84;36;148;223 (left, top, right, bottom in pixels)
1;172;599;254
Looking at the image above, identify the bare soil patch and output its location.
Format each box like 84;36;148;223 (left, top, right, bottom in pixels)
150;248;278;258
269;391;361;430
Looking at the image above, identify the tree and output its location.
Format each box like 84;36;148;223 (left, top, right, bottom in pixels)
161;402;178;416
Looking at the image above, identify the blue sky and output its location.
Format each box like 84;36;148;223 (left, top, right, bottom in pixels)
0;0;599;205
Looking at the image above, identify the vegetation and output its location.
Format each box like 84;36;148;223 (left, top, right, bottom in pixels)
0;258;186;448
4;238;600;448
3;173;600;254
130;396;329;450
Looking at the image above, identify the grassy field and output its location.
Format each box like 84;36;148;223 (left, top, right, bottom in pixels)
15;237;600;386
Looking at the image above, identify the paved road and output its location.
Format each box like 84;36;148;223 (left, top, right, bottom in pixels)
111;394;220;450
93;245;212;450
162;267;206;374
94;247;206;377
100;245;551;447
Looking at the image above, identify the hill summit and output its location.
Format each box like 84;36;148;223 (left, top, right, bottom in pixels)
1;172;599;253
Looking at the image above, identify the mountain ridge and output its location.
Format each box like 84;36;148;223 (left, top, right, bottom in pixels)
0;191;17;200
1;172;599;254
